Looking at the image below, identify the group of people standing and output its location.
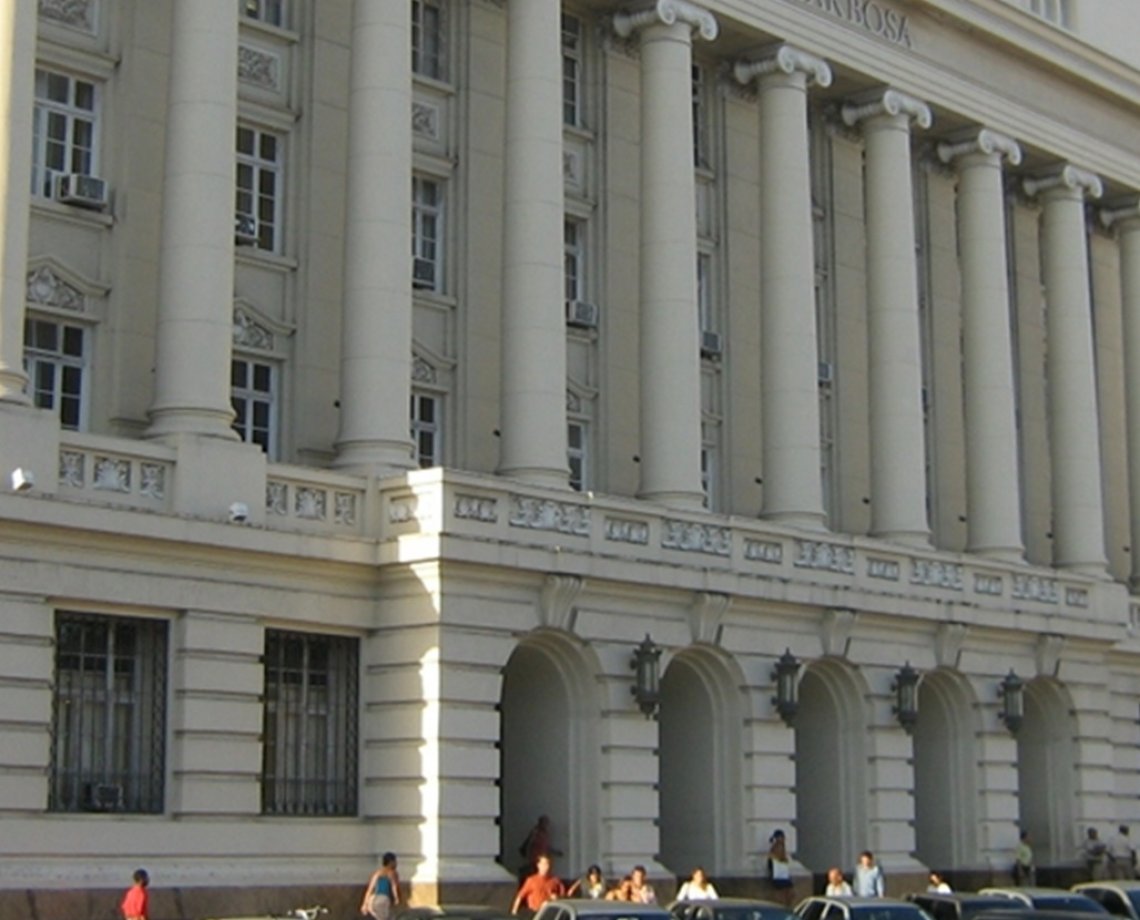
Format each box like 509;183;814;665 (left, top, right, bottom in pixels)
511;857;666;914
822;852;888;898
1079;825;1137;881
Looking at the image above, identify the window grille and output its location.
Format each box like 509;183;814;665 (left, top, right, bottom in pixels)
236;125;283;252
412;176;444;292
32;69;98;200
411;390;442;468
262;630;359;816
49;612;167;814
231;357;278;458
24;317;87;430
412;0;445;80
562;14;583;127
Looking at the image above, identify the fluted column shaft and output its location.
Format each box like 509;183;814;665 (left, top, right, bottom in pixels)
498;0;568;487
0;3;37;403
618;2;717;509
940;131;1024;561
334;0;414;473
738;47;831;528
147;0;239;440
1027;167;1107;576
844;91;932;546
1112;211;1140;588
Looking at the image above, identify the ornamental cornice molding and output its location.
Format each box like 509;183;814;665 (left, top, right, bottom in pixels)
687;591;730;645
733;44;832;89
613;0;718;42
538;574;584;633
1100;199;1140;230
1023;164;1103;200
841;87;932;131
937;127;1022;168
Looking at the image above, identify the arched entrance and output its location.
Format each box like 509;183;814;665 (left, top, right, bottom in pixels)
499;631;600;876
913;669;980;871
794;660;868;872
1017;678;1076;866
658;647;746;875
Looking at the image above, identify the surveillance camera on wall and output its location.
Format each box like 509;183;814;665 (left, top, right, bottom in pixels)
10;468;35;492
228;501;250;523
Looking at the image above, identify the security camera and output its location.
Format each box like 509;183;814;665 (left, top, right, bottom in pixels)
228;501;250;523
10;468;35;492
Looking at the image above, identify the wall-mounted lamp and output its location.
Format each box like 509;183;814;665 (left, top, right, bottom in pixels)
630;634;662;719
771;648;801;726
892;662;920;733
228;501;250;523
10;468;35;492
999;669;1024;735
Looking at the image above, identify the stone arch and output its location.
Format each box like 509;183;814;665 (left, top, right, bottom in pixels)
913;668;981;871
1017;677;1077;866
658;644;748;875
794;658;870;872
499;629;601;877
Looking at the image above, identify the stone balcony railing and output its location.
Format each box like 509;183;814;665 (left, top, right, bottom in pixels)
57;433;176;512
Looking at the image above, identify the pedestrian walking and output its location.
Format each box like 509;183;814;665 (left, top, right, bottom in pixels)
767;829;794;906
360;852;400;920
1013;831;1035;886
852;852;884;898
512;855;566;916
120;869;149;920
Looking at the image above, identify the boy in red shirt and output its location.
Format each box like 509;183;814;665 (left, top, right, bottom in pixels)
511;856;565;915
121;869;149;920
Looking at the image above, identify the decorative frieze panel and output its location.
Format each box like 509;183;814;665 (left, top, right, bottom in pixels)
509;496;590;536
58;445;171;508
794;540;855;574
27;266;85;312
455;495;498;523
1011;573;1060;604
38;0;96;33
389;498;418;524
238;44;281;90
867;557;900;580
974;574;1004;596
412;85;449;152
605;518;650;545
910;559;964;590
745;539;783;564
662;520;731;556
264;478;363;531
1065;587;1089;609
233;306;275;351
412;101;441;140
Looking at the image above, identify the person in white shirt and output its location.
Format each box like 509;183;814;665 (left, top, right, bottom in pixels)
852;851;885;898
825;867;853;897
927;871;951;894
676;867;719;901
1108;825;1136;880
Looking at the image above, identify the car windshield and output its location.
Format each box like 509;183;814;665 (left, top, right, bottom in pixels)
850;907;931;920
1031;897;1107;914
958;901;1027;919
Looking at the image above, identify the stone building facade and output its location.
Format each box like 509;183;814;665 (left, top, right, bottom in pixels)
3;0;1140;916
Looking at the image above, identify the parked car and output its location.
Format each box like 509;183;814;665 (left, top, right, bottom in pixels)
670;898;797;920
970;911;1115;920
534;900;672;920
396;907;512;920
795;895;935;920
1072;881;1140;920
906;892;1026;920
978;890;1108;914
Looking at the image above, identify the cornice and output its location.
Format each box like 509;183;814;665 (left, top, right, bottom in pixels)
1023;164;1104;201
937;128;1022;168
842;88;933;131
613;0;719;42
734;43;832;89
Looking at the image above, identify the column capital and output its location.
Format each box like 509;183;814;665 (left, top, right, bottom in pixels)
1100;199;1140;230
734;44;832;88
1023;164;1103;200
842;88;932;130
613;0;718;42
937;127;1022;167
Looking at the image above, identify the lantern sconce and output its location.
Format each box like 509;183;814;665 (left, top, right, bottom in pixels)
892;662;920;733
998;669;1024;735
771;648;801;726
630;634;662;719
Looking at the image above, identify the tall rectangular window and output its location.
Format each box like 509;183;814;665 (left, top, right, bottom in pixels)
236;125;283;252
24;317;87;430
411;391;442;467
411;0;444;80
32;69;98;199
562;13;583;127
49;612;168;814
243;0;286;27
231;357;278;458
564;219;584;302
412;176;444;292
692;64;709;169
262;630;359;817
568;420;588;492
697;252;714;333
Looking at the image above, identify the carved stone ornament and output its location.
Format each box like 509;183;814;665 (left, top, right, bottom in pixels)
238;45;280;90
334;492;357;526
1023;164;1103;201
266;481;288;515
605;517;649;545
613;0;718;42
1035;633;1065;678
688;591;729;645
412;356;437;384
59;450;85;488
412;102;440;139
745;539;783;564
910;559;964;591
38;0;96;32
820;607;856;658
662;520;731;556
974;573;1004;596
867;557;900;580
934;622;967;670
455;494;498;522
27;266;84;312
1011;573;1059;604
734;44;833;89
937;128;1022;168
794;540;855;574
539;574;584;632
233;307;274;351
509;496;590;536
842;88;933;131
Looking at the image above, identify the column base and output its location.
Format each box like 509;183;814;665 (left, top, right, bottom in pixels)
0;368;31;404
870;528;932;549
968;544;1026;565
1056;559;1110;580
637;489;707;512
762;509;829;532
496;465;570;490
145;406;240;442
332;439;416;476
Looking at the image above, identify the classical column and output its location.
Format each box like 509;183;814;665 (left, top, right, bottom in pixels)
615;0;717;509
1104;203;1140;588
147;0;239;440
0;3;36;403
735;45;831;530
937;129;1024;561
333;0;415;473
842;89;932;546
1023;166;1107;576
497;0;568;487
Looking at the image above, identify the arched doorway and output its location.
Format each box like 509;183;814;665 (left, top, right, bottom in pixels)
500;631;600;876
913;669;980;871
658;647;746;875
794;660;868;872
1017;678;1076;866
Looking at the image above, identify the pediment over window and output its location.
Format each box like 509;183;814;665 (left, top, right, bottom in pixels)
38;0;97;33
26;258;109;314
232;298;294;352
411;340;456;386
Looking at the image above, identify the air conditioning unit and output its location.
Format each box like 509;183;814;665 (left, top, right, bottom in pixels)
84;782;124;812
818;361;834;385
700;329;723;359
565;300;599;329
54;173;108;210
412;257;436;289
235;213;259;245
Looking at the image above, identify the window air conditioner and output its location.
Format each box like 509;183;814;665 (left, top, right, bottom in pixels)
54;173;108;210
84;781;124;812
565;300;599;329
235;213;259;245
412;257;436;289
700;329;723;359
818;361;834;385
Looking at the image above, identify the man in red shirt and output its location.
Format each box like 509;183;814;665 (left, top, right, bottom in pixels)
511;856;565;915
121;869;149;920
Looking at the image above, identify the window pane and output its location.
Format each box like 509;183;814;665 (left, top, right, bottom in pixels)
63;326;84;357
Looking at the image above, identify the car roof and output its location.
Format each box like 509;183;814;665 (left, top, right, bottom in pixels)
909;895;1020;904
1075;883;1140;892
671;900;790;909
971;911;1112;920
396;909;510;918
538;902;672;919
